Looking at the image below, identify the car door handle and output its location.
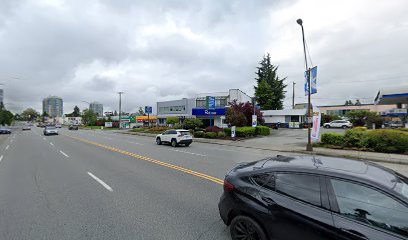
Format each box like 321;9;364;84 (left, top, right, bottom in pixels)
261;197;276;206
340;228;368;240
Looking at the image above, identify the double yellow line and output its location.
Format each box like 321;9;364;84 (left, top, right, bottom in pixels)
64;134;224;185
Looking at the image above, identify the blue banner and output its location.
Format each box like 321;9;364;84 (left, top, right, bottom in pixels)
304;66;317;95
206;96;216;110
192;108;226;116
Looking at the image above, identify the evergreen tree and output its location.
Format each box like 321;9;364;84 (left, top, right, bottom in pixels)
73;106;81;117
254;53;287;110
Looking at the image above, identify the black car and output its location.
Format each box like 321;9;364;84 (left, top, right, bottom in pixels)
219;155;408;240
68;125;78;130
0;128;11;134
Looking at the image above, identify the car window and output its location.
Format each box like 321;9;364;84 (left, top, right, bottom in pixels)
251;173;275;190
331;179;408;237
169;130;177;134
178;131;190;136
275;173;321;206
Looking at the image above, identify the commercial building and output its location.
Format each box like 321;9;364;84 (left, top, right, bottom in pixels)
262;109;307;128
375;87;408;126
156;89;252;127
318;104;394;116
157;98;196;125
42;96;63;117
89;102;103;116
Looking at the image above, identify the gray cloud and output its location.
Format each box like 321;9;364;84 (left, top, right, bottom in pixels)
0;0;407;114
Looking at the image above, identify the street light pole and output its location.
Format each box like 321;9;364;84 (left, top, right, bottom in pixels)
118;92;124;129
292;82;296;109
297;18;313;151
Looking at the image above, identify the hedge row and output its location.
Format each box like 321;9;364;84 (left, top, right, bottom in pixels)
321;128;408;154
223;126;270;137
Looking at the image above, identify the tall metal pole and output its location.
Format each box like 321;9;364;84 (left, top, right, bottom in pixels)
118;92;124;129
297;19;313;151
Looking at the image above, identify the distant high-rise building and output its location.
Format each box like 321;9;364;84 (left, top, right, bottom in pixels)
89;102;103;116
42;96;63;117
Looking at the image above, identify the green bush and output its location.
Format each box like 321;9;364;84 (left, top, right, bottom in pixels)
398;128;408;132
343;128;366;147
217;131;226;138
204;132;217;139
255;126;270;136
194;131;205;138
236;127;256;137
361;130;408;153
321;132;345;146
224;128;231;136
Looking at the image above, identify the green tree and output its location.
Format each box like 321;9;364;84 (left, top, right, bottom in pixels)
0;109;13;125
21;108;39;121
82;109;97;126
73;106;81;117
138;107;145;116
166;117;178;125
344;100;354;106
254;53;287;110
346;110;378;127
182;118;203;130
41;111;49;122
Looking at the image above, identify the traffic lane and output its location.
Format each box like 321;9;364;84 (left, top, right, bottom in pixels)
0;129;159;240
61;128;276;179
45;127;231;239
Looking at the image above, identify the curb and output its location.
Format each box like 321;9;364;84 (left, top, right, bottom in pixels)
119;131;408;165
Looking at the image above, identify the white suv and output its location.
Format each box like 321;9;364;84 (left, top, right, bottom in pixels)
323;120;352;129
156;129;193;147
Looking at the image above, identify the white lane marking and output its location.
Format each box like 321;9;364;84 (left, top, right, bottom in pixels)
170;149;206;157
5;145;9;150
127;141;144;146
59;151;69;158
87;172;113;192
43;137;46;140
50;142;54;146
0;155;3;162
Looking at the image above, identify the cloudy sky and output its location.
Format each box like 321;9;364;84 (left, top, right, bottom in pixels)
1;0;407;114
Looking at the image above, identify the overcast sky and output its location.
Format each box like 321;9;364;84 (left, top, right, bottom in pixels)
1;0;407;114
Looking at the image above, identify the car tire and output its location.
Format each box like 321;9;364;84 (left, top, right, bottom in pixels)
171;139;177;147
325;125;330;128
185;143;191;147
342;125;347;129
156;138;162;145
230;215;267;240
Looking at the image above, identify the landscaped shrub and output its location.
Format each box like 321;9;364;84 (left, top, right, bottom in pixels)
223;128;231;136
205;126;223;133
343;128;367;147
361;130;408;153
398;128;408;132
149;126;169;132
321;132;345;146
255;126;270;136
217;131;226;138
193;131;205;138
204;132;217;139
235;127;256;137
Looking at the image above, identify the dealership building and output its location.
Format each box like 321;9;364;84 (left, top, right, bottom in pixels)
156;89;252;127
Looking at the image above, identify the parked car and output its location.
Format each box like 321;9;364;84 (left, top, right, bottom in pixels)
156;129;192;147
55;124;62;128
68;125;78;130
0;128;11;134
44;126;58;136
388;121;405;129
22;125;31;130
37;122;46;127
219;155;408;240
323;120;352;129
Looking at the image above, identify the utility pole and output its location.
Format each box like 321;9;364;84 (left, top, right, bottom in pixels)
297;18;313;151
118;92;124;129
292;82;296;109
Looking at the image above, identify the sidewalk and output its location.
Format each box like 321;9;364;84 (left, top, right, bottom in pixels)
119;131;408;165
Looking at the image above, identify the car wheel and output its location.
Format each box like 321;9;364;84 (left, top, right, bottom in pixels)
342;125;347;129
156;138;162;145
325;125;330;128
230;216;267;240
171;139;177;147
185;143;191;147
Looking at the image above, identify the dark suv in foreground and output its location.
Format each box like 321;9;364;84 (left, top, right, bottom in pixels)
219;155;408;240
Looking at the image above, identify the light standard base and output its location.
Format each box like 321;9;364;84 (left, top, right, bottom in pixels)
306;143;313;151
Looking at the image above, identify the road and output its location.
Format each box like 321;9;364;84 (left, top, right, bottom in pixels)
1;127;407;240
0;127;286;240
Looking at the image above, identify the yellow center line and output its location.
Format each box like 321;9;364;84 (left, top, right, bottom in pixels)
63;134;224;185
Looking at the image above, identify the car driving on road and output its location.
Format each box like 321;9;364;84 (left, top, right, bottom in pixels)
219;155;408;240
43;126;58;136
0;127;11;134
22;125;31;130
323;120;352;129
156;129;192;147
68;125;78;130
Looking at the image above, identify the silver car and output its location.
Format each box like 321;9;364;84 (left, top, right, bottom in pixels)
22;125;31;130
44;126;58;136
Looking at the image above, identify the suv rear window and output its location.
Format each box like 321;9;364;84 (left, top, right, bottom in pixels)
178;131;190;136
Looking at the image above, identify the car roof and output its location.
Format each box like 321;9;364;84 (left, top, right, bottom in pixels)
240;155;406;194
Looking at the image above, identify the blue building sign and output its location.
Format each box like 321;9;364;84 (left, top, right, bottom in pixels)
206;96;216;110
192;108;226;116
145;106;152;114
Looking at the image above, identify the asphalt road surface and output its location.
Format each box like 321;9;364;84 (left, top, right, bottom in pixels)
1;127;407;240
0;127;286;240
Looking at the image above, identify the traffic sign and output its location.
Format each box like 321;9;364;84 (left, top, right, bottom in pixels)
145;106;152;114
